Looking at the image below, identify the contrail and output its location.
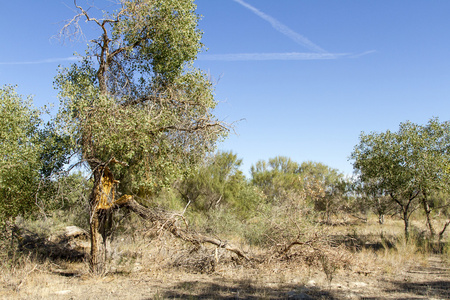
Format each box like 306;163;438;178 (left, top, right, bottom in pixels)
232;0;328;54
0;56;80;65
199;52;347;61
349;50;377;58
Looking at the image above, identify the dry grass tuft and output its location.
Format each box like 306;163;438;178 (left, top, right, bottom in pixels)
0;211;448;299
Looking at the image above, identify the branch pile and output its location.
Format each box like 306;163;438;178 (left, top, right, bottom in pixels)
115;197;250;261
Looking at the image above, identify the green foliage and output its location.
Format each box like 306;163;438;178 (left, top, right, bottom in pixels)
351;118;450;236
250;156;302;204
37;122;73;178
250;157;349;222
352;119;450;203
0;86;44;224
0;85;76;226
55;0;227;196
177;151;261;218
113;0;203;82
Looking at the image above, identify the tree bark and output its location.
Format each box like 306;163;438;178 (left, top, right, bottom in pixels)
89;210;101;274
88;164;118;274
403;210;409;240
421;196;435;237
88;168;102;274
438;220;450;242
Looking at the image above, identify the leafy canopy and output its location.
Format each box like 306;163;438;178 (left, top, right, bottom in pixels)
55;0;227;195
351;118;450;202
178;151;260;216
351;118;450;235
0;86;43;222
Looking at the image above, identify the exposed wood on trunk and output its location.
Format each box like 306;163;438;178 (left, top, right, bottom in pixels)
88;159;250;274
89;161;126;274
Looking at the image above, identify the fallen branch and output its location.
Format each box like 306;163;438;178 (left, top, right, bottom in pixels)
114;197;250;261
279;234;323;255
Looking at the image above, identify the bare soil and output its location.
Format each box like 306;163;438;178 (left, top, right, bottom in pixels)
2;220;449;299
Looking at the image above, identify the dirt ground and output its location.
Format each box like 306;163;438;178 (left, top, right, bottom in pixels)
2;220;449;300
1;253;448;300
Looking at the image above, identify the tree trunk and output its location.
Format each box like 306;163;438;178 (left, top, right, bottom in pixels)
438;220;450;242
421;197;435;237
378;214;384;225
88;164;117;274
89;209;101;274
403;210;409;240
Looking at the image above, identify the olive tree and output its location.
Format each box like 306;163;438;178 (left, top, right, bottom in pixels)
351;119;450;238
55;0;227;273
407;119;450;238
0;85;74;225
0;86;43;225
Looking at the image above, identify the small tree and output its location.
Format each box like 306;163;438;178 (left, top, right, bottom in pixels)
0;86;43;225
56;0;227;273
355;180;394;224
299;161;347;223
250;156;302;204
409;119;450;238
177;151;260;218
0;85;74;226
351;119;450;238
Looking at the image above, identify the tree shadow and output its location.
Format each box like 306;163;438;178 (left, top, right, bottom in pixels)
384;279;450;299
360;277;450;300
145;278;342;299
329;233;395;252
12;226;86;262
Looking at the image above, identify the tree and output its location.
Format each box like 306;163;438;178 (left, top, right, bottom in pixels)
0;86;43;225
423;190;450;241
250;156;302;204
250;158;349;219
177;151;260;218
0;85;74;226
351;119;450;238
299;161;348;223
55;0;227;273
354;179;394;224
407;119;450;238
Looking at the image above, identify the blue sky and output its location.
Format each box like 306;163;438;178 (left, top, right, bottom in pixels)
2;1;450;176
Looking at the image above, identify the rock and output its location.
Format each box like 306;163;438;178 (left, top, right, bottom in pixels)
64;226;88;239
305;280;316;287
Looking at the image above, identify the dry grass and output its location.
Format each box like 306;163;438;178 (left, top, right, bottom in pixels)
0;214;448;299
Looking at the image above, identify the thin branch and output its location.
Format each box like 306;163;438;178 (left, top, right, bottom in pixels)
439;220;450;240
